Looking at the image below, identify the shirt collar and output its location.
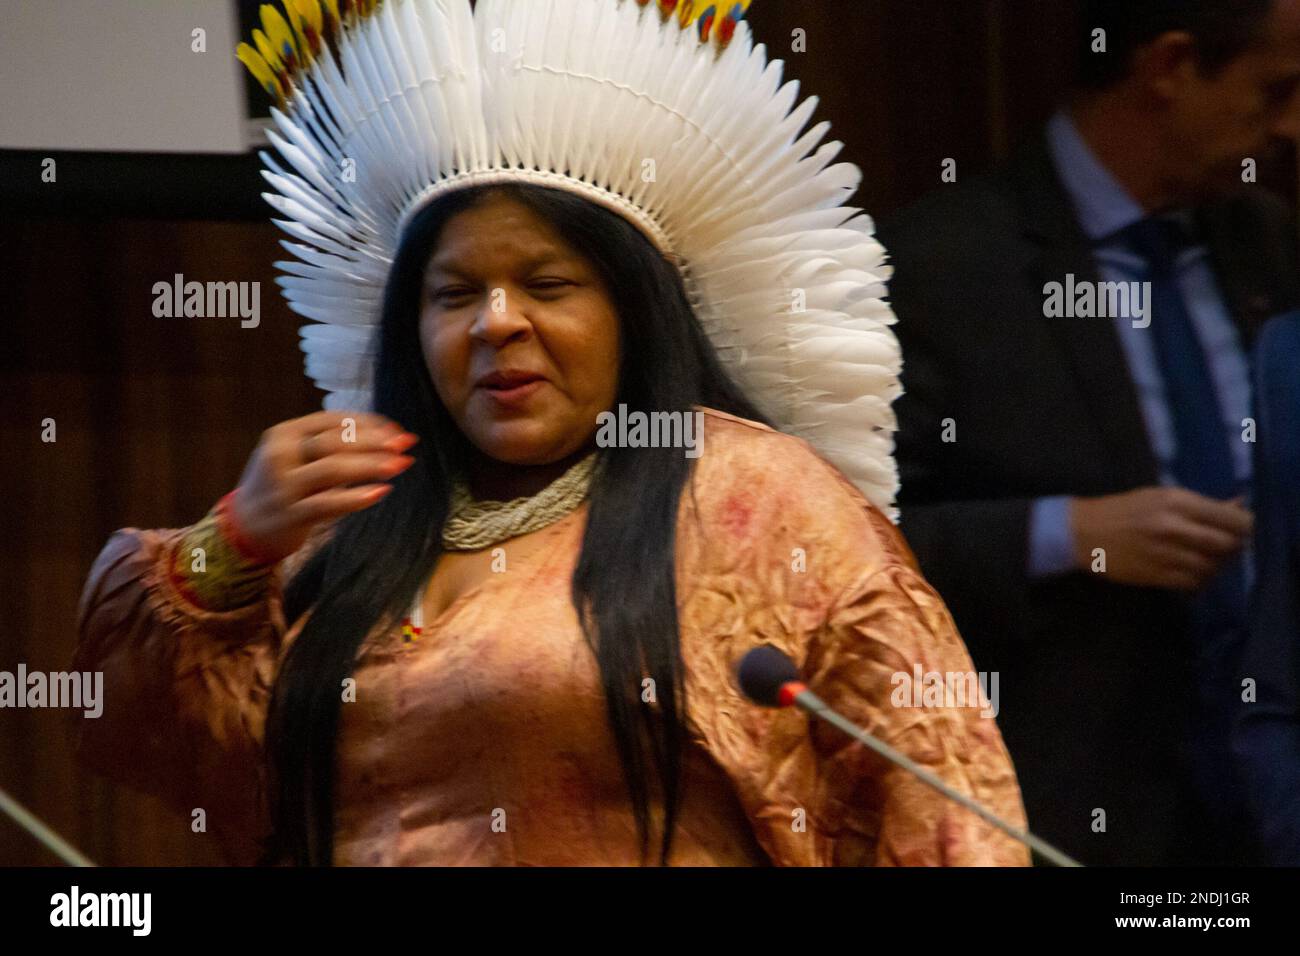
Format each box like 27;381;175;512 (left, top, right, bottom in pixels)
1045;109;1149;243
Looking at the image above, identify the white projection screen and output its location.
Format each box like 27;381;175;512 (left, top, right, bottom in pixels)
0;0;252;153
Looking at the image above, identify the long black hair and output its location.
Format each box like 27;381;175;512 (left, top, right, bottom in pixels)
262;181;772;866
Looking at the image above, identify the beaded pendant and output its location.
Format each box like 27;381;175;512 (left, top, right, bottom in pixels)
399;588;425;645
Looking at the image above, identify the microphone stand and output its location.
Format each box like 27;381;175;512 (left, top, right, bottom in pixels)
791;685;1082;867
0;785;96;867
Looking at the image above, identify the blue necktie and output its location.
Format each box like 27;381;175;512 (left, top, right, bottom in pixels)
1116;217;1248;637
1120;217;1249;642
1118;217;1241;501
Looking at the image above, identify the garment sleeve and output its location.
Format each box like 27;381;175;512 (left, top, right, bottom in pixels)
684;454;1032;867
806;555;1031;866
70;524;305;864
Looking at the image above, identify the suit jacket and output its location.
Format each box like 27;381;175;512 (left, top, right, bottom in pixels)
876;128;1299;865
1235;311;1300;864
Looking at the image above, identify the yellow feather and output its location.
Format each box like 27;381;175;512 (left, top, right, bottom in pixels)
684;0;752;26
260;4;298;65
293;0;324;35
252;28;283;72
281;0;314;64
236;42;278;95
318;0;341;47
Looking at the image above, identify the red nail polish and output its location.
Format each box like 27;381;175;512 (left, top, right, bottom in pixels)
385;433;418;452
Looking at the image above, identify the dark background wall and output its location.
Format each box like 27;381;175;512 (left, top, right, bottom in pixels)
1;0;1295;865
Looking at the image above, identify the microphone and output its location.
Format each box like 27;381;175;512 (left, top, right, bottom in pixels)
736;645;1081;867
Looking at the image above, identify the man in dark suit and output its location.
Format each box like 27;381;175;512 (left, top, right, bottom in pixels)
878;0;1300;865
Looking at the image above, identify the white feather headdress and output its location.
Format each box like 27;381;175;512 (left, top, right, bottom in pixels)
237;0;902;517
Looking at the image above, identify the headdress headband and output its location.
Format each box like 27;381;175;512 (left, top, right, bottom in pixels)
238;0;902;518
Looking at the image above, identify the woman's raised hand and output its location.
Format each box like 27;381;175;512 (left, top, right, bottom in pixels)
228;411;418;563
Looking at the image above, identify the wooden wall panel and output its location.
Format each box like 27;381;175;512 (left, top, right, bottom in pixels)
1;218;320;865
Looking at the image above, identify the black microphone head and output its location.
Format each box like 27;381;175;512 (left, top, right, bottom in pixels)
736;645;800;706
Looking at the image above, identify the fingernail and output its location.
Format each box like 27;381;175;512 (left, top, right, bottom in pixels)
381;456;414;476
385;433;419;452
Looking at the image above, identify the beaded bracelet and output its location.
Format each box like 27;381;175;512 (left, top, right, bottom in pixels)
168;491;276;613
214;490;282;566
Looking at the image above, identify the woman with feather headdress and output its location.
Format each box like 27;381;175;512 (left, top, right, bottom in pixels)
73;0;1029;867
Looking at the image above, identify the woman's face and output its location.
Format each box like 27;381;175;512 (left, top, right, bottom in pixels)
420;192;621;466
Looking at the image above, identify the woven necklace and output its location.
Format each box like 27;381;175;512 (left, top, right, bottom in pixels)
439;451;598;552
400;451;598;645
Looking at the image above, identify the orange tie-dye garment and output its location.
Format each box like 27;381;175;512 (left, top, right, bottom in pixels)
72;407;1029;866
